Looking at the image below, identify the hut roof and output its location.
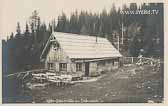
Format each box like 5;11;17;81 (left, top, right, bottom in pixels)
40;32;122;60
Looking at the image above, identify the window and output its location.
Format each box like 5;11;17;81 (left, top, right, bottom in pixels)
59;63;67;71
99;60;105;65
53;43;60;51
76;63;82;72
48;63;54;69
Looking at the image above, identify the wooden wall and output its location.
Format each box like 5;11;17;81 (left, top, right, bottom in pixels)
45;41;70;71
44;41;120;76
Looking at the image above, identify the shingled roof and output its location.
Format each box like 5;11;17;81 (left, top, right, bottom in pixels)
40;32;122;60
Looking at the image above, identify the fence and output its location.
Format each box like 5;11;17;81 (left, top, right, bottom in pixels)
5;56;163;78
120;56;163;65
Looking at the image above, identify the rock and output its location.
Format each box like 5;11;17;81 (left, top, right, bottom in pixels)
147;86;151;89
147;81;151;83
148;100;154;103
99;86;103;89
136;84;141;89
159;96;162;98
105;93;108;96
154;95;158;98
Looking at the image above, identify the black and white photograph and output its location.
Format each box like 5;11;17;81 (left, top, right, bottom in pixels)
0;0;165;104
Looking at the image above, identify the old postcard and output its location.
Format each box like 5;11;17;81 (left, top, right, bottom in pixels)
0;0;167;105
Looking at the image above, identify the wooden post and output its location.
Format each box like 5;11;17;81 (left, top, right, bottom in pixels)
139;55;142;65
131;57;134;64
117;35;120;51
150;58;153;66
40;75;43;83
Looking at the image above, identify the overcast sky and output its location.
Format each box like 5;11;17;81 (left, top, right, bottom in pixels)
0;0;161;39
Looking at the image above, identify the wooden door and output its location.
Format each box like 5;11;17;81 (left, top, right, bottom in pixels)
85;62;90;76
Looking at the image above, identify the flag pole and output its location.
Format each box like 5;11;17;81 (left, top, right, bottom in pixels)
121;22;124;45
118;35;120;51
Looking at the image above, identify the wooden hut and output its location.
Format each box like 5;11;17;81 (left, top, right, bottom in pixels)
40;32;122;77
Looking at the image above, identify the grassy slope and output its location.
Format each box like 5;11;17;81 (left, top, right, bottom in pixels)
24;64;163;103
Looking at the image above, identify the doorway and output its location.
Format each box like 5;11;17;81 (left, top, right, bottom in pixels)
85;62;90;76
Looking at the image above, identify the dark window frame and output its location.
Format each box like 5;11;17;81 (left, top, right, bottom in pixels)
76;63;82;72
48;63;54;69
59;63;67;71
